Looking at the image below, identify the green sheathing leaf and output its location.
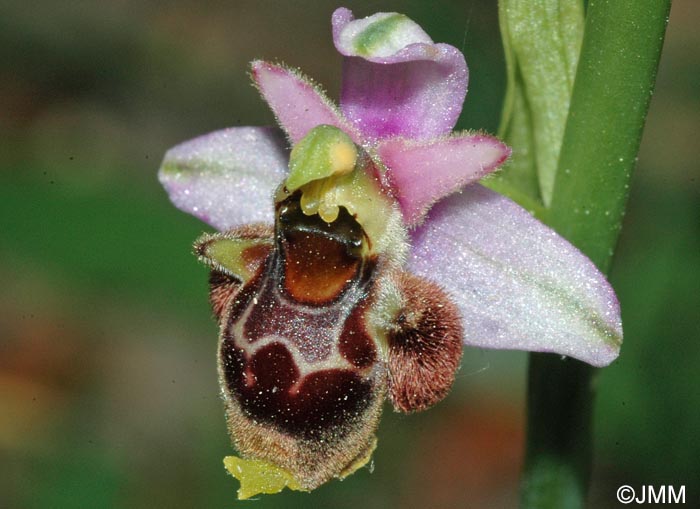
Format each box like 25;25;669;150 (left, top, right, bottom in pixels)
486;4;540;212
497;0;584;207
485;66;544;218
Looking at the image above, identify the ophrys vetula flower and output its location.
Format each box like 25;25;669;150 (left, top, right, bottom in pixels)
158;8;622;499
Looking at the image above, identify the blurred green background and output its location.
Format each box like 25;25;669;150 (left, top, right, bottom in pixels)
1;1;698;507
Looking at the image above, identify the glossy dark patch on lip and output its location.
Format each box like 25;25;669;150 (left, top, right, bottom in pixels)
339;300;376;369
221;340;374;439
276;193;364;253
282;231;360;304
277;195;364;306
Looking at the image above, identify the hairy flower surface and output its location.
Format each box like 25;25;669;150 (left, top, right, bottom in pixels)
158;7;622;499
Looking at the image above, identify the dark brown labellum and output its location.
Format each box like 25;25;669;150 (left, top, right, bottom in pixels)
197;191;464;491
210;194;387;489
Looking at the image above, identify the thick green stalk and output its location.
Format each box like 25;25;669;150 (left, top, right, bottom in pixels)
521;355;594;508
547;0;672;272
520;1;671;508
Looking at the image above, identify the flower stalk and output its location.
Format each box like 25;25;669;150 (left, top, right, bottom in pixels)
508;1;672;507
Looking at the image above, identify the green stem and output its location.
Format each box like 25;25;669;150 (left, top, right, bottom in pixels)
521;1;671;508
522;356;593;508
547;0;672;271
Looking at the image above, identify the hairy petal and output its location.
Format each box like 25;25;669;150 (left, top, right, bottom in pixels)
378;134;510;226
251;60;359;144
332;8;468;141
158;127;287;230
409;185;622;367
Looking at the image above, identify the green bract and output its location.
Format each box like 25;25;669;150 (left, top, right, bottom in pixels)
490;0;584;211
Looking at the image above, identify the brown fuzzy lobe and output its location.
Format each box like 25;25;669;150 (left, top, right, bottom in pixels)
386;272;463;413
208;271;241;324
203;224;274;324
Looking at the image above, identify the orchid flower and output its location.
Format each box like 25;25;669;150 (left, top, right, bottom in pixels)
158;7;622;499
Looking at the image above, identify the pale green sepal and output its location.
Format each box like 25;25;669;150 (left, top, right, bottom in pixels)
286;125;358;192
498;0;584;207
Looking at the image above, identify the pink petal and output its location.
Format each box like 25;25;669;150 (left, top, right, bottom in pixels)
378;133;510;226
251;60;360;144
332;8;468;140
158;127;287;231
409;185;622;367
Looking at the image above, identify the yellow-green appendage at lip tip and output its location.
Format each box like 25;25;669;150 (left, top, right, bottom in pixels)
223;456;306;499
223;437;377;499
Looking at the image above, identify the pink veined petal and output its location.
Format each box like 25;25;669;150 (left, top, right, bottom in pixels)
378;133;510;227
158;126;288;231
409;185;622;367
332;8;468;141
251;60;360;144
